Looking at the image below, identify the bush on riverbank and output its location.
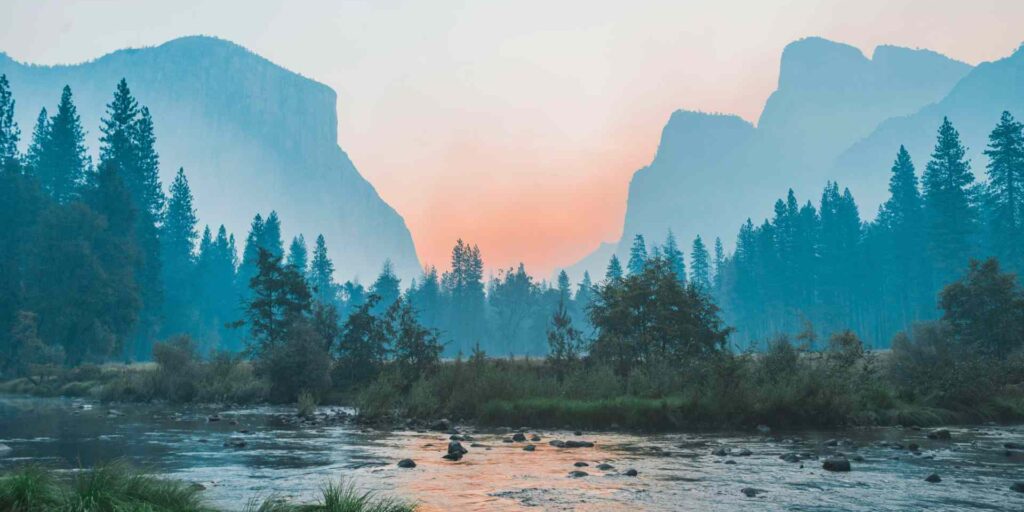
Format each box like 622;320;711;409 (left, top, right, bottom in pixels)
0;463;414;512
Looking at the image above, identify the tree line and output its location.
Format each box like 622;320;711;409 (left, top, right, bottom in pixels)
708;114;1024;346
2;71;1023;371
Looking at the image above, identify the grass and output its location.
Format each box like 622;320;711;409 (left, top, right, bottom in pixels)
0;463;414;512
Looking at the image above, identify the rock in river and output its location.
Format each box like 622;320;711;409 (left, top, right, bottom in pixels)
623;468;638;477
0;444;11;457
223;437;247;448
927;429;951;440
596;463;613;470
563;440;595;448
511;432;527;442
925;473;941;483
741;487;763;498
1011;482;1024;493
568;470;589;478
574;461;589;467
398;459;416;468
523;444;536;452
443;440;468;461
822;456;851;472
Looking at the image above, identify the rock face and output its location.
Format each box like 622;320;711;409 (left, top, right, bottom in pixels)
0;36;421;282
568;37;972;289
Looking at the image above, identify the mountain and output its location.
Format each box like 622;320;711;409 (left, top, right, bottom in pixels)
0;36;420;283
568;37;971;281
835;43;1024;211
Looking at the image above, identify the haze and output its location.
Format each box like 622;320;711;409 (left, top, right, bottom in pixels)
2;0;1021;276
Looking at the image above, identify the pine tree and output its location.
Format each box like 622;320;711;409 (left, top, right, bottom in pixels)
160;168;198;336
923;117;976;289
557;270;571;303
25;108;48;173
309;234;336;305
605;254;623;282
690;235;711;291
37;86;89;203
99;79;139;187
132;107;164;219
662;230;686;284
0;74;19;171
261;211;284;259
713;237;725;291
984;111;1024;272
287;235;309;276
627;234;647;275
877;145;929;326
370;259;401;314
237;214;266;304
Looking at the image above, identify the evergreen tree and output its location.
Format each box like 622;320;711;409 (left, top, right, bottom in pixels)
690;235;711;291
713;237;725;291
160;168;198;336
409;265;441;329
132;107;164;219
662;230;686;284
287;235;309;276
442;239;486;353
876;145;929;327
0;75;19;171
557;270;571;303
923;117;976;290
243;249;312;355
309;234;336;305
370;259;401;315
627;234;647;275
37;86;89;203
984;111;1024;272
25;108;48;173
238;214;266;288
261;211;285;259
605;254;623;282
576;271;593;306
546;299;582;380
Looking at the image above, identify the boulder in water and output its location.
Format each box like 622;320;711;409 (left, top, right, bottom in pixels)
568;470;588;478
1011;482;1024;493
523;444;536;452
574;461;589;467
511;432;527;442
596;463;613;470
924;473;941;483
822;456;851;472
741;487;763;497
397;459;416;468
623;468;638;477
927;429;951;440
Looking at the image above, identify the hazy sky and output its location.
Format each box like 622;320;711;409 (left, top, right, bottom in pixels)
2;1;1022;276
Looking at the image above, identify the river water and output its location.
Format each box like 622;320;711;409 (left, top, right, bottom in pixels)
0;396;1022;511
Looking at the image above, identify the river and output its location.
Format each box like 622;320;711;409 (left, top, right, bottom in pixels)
0;396;1021;511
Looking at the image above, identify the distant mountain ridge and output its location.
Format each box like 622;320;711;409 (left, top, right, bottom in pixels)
0;36;421;283
569;37;980;281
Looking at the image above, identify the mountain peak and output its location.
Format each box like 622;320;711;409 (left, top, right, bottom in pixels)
777;37;869;91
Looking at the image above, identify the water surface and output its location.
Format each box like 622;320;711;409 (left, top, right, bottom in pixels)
0;396;1022;511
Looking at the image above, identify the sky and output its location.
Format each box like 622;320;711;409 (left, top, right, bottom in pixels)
2;0;1022;277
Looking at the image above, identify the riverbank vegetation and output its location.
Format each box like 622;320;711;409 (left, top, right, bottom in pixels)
0;462;414;512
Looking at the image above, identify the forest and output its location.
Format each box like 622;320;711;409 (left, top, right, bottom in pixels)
0;74;1023;428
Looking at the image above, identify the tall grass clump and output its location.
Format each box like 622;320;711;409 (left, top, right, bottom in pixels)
244;479;414;512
